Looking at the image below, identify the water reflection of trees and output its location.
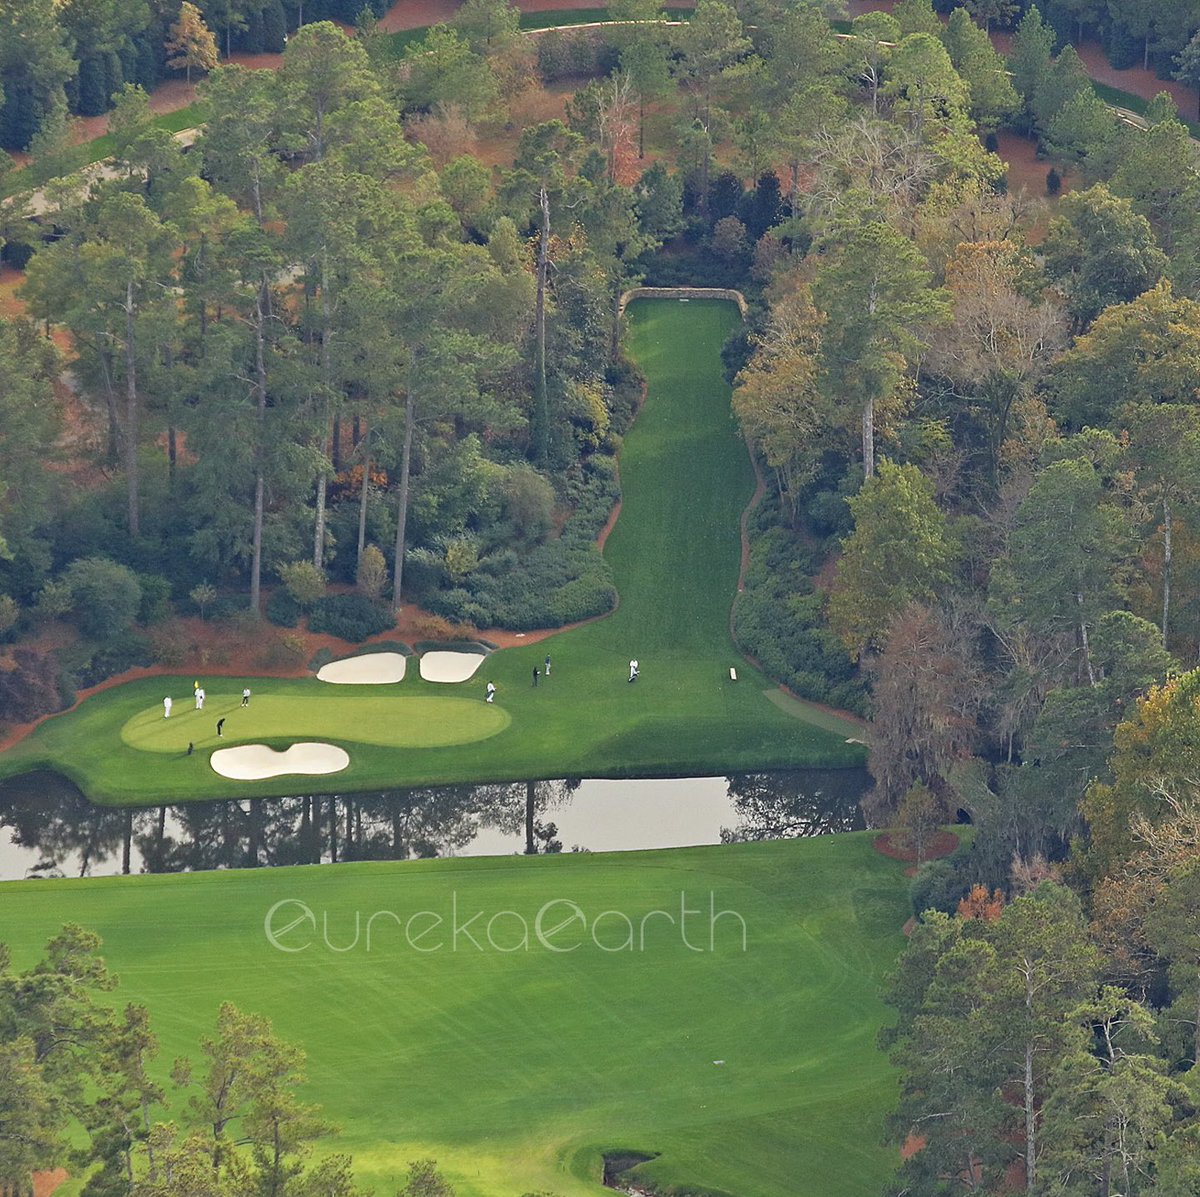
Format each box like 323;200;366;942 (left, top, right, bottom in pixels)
0;773;582;879
0;771;868;879
720;769;870;841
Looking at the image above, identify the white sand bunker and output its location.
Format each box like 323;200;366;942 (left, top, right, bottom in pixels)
211;742;350;781
317;651;407;684
419;650;487;683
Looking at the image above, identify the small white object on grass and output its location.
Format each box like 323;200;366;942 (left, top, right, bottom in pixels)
729;667;737;681
712;1060;725;1066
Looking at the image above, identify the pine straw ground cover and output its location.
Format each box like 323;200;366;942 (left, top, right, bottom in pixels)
0;300;865;804
1;832;909;1197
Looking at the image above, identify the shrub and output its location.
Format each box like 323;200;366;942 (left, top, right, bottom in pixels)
0;649;65;723
279;560;328;607
59;632;153;690
308;594;393;641
33;580;73;624
0;595;18;638
64;557;143;640
266;588;302;628
356;544;388;601
137;574;173;625
500;467;556;544
909;849;974;919
206;595;245;623
189;581;217;619
409;612;471;641
548;571;618;624
149;625;188;669
1046;167;1062;195
281;632;307;658
536;28;617;81
445;537;480;581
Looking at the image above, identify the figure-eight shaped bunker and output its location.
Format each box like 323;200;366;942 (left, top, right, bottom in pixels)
211;742;350;780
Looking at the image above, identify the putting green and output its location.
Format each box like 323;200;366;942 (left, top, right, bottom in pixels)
121;692;510;752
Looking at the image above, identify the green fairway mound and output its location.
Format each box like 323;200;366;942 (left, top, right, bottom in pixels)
121;692;510;753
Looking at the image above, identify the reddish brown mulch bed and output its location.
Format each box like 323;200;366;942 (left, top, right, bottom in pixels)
874;830;960;864
33;1169;68;1197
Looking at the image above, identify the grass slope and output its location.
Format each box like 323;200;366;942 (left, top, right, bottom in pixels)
0;834;907;1197
0;300;864;803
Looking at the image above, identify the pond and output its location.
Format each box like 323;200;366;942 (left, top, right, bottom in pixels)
0;768;870;881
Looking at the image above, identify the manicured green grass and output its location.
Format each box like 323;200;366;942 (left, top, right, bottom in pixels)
0;300;865;803
0;833;909;1197
121;690;510;752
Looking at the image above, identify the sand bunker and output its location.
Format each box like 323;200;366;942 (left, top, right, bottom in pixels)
317;651;407;684
419;650;487;683
210;742;350;780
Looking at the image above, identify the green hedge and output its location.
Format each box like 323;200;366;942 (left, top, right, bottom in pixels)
308;594;394;642
56;632;153;691
732;509;867;716
418;456;620;632
266;588;302;628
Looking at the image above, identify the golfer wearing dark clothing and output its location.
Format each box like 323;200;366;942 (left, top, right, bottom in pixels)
216;718;226;737
532;666;540;687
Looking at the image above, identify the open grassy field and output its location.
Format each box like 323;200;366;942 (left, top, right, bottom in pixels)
0;832;908;1197
0;300;865;803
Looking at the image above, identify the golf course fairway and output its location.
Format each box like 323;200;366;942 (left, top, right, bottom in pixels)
0;832;908;1197
0;299;865;802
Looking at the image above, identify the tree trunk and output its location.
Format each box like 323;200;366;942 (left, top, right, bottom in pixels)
524;781;536;855
862;395;874;480
1162;497;1172;648
1194;973;1200;1067
249;281;269;614
1078;593;1097;687
247;799;262;867
122;809;132;875
312;247;332;568
391;387;416;609
533;185;551;465
357;449;370;565
1024;1039;1035;1194
124;279;140;537
98;348;121;465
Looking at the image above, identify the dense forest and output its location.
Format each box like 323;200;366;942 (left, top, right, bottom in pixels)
7;0;1200;1190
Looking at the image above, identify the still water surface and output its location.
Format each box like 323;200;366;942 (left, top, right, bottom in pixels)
0;768;869;881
